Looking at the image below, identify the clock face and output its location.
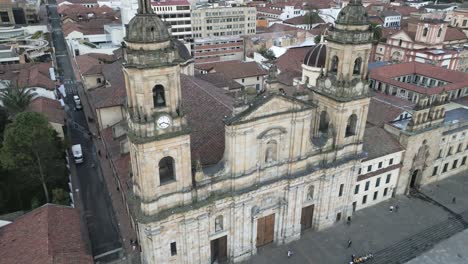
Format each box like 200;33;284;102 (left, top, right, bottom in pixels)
157;115;171;129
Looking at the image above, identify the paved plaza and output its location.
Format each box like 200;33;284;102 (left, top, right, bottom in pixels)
406;229;468;264
243;172;468;264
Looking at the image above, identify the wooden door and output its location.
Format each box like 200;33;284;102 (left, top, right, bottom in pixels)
211;236;227;263
300;204;314;231
256;214;275;247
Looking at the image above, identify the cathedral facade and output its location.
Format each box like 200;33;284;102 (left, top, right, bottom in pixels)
122;0;375;263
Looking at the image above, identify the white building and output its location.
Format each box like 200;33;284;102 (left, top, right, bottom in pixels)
404;0;431;10
191;5;256;38
152;0;192;42
380;10;401;28
353;126;404;211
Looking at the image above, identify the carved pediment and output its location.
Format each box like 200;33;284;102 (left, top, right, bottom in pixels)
389;31;413;42
226;94;313;125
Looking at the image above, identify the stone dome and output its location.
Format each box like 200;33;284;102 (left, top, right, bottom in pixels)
126;14;170;43
335;0;369;26
303;43;326;68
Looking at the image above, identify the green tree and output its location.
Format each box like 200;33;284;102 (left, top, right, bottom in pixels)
371;22;383;42
0;112;66;203
258;47;276;61
0;84;36;117
52;188;70;205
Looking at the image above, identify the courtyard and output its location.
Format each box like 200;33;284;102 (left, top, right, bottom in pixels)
243;172;468;264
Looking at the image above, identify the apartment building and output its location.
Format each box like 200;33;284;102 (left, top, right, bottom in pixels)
191;5;256;38
192;36;244;64
152;0;192;42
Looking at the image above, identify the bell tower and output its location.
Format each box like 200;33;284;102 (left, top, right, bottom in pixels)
311;0;372;155
124;0;192;214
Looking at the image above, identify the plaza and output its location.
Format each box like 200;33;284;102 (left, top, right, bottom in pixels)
243;172;468;264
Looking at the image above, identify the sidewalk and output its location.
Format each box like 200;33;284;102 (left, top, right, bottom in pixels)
243;172;468;264
77;78;140;263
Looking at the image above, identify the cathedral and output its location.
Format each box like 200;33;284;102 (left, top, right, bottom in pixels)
122;0;378;263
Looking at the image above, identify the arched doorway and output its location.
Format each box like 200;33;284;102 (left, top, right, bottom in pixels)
410;169;419;188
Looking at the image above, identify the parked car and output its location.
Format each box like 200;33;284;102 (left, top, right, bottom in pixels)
72;144;83;164
74;95;82;110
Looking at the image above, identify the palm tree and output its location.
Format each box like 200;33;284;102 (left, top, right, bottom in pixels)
0;83;36;118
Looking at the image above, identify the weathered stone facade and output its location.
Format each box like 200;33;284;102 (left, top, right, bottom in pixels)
120;0;468;263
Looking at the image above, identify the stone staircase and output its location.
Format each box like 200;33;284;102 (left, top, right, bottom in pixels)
367;189;468;264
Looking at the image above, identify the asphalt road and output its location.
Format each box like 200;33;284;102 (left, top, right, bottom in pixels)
47;1;122;260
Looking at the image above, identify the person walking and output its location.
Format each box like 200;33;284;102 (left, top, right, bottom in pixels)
347;216;352;225
452;197;456;204
347;239;352;248
395;204;399;212
287;250;293;258
389;205;394;212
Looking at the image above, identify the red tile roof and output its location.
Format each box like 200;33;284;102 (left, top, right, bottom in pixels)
363;125;404;161
0;204;93;264
0;62;55;90
367;93;414;127
444;27;467;42
284;15;324;25
369;62;468;95
88;60;125;109
195;60;267;79
181;75;234;165
27;97;66;125
264;23;301;33
75;54;101;75
276;46;311;73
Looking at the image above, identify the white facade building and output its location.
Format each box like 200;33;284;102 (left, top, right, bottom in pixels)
354;126;404;211
152;0;192;41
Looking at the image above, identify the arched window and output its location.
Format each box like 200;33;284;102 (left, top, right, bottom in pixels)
159;156;175;184
265;140;278;163
153;85;166;108
331;56;339;73
353;57;362;75
437;28;442;38
423;27;428;37
307;185;314;200
345;114;358;137
215;215;223;232
319;111;330;133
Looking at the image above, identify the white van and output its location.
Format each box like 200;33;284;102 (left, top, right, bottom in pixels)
72;144;83;164
74;95;82;110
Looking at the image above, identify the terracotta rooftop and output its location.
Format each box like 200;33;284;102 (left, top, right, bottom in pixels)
0;204;93;264
88;60;126;109
196;72;244;91
75;54;102;75
181;75;234;166
27;97;66;125
284;15;324;25
276;46;311;73
195;60;267;79
444;27;467;42
363;125;403;161
0;62;55;90
367;93;415;127
63;18;121;36
369;62;468;95
263;23;301;33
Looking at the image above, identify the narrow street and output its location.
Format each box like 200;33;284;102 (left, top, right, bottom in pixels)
47;0;122;261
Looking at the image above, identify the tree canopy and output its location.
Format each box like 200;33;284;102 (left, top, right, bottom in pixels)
0;112;66;204
0;84;36;117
